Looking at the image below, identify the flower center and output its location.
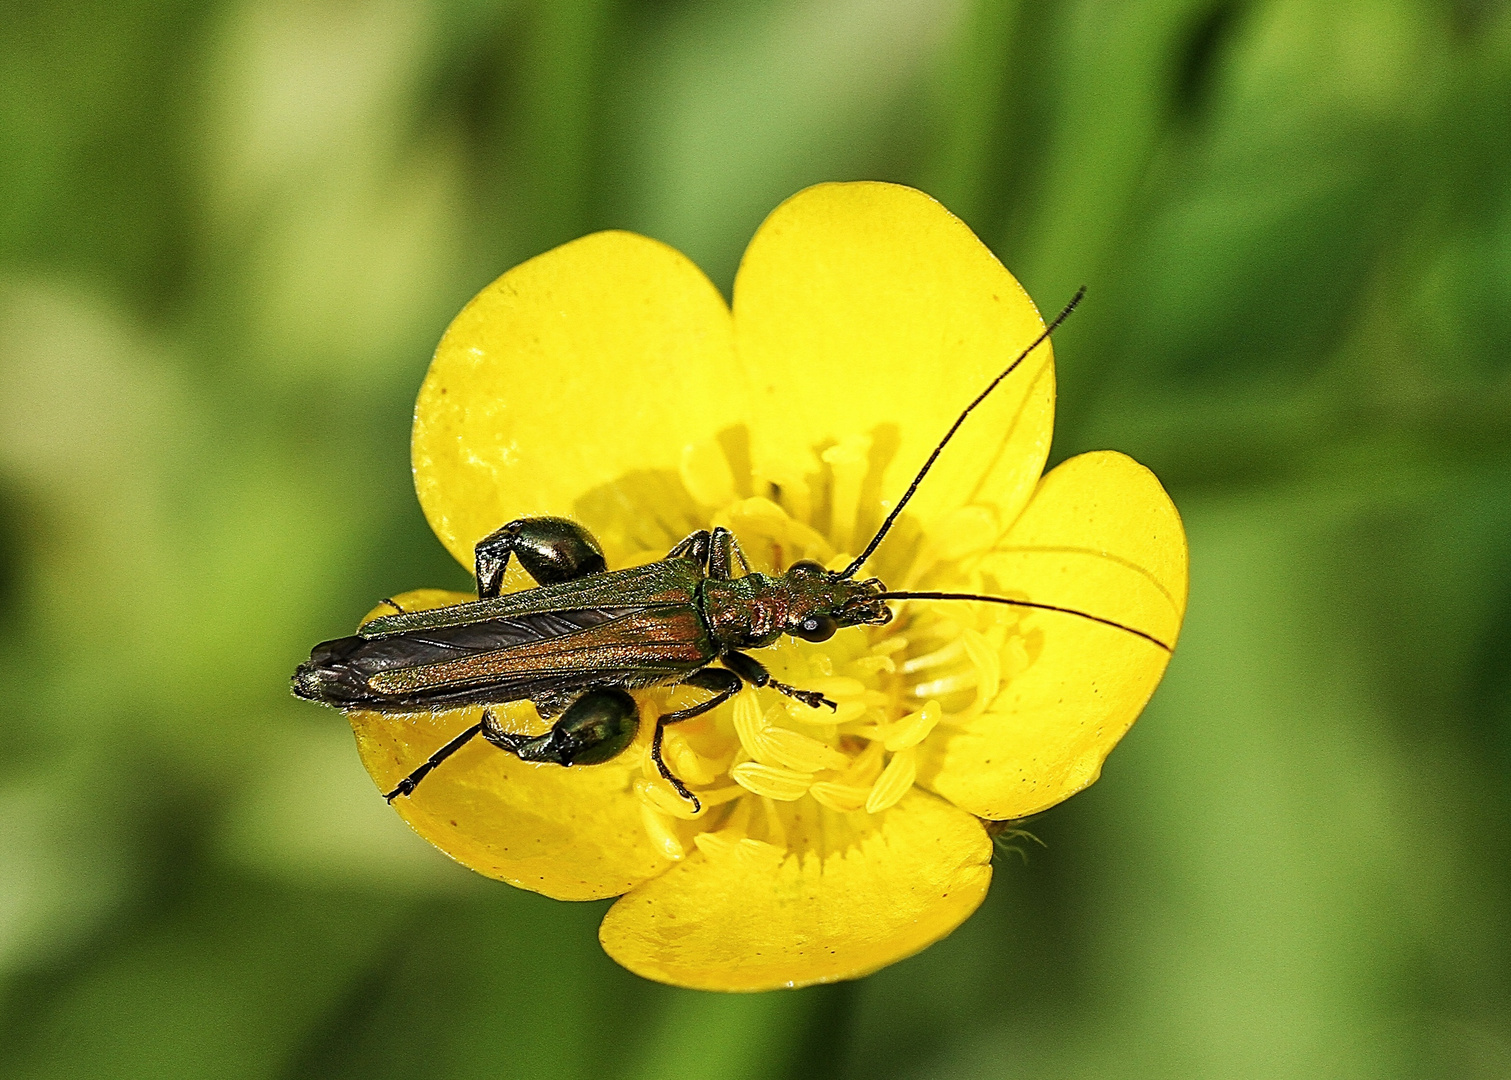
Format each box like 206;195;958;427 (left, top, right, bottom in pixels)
623;433;1039;861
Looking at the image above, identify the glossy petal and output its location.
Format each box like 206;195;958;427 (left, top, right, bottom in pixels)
346;590;669;901
598;790;992;991
919;451;1188;820
733;182;1053;548
412;231;742;569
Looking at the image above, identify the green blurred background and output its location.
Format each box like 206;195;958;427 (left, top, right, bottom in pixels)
2;0;1509;1076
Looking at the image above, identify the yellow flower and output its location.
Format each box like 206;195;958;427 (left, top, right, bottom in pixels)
345;182;1187;991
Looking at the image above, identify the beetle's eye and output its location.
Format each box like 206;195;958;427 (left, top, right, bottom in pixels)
788;559;826;576
793;614;838;642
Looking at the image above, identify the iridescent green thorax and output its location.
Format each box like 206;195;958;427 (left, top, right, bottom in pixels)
700;565;891;650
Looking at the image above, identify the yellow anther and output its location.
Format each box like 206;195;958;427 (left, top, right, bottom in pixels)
821;433;871;554
691;784;746;810
871;635;910;657
884;700;942;751
865;747;917;814
808;781;871;813
840;739;886;786
757;727;851;773
732;689;766;759
787;698;864;725
911;671;976;698
806;676;866;700
635;777;702;820
663;728;720;786
750;460;812;524
692;830;738;859
639;803;685;860
901;637;966;674
848;654;897;676
731;762;813;801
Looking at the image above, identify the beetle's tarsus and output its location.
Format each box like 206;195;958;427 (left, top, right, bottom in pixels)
650;717;703;814
767;678;836;712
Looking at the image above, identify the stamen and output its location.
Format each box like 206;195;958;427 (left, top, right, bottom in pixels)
753;460;813;524
961;628;1002;709
732;690;767;760
628;461;1047;854
849;654;897;677
865;747;917;814
757;727;851;773
663;728;721;786
788;698;866;725
884;700;942;751
635;777;703;820
809;781;871;813
822;434;871;555
839;739;886;786
731;762;813;801
911;672;977;698
900;638;967;674
640;803;685;860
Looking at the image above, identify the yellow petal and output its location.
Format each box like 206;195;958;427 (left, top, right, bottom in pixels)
344;591;669;900
919;451;1188;819
412;230;742;570
733;182;1053;552
599;790;991;991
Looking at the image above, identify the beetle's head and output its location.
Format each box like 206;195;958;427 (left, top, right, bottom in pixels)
776;559;892;642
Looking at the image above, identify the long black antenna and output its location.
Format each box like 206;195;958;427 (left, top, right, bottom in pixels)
877;590;1171;652
839;286;1086;579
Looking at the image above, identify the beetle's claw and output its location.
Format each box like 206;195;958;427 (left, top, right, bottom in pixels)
385;779;413;802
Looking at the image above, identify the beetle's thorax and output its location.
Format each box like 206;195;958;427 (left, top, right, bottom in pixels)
701;573;788;648
699;567;892;650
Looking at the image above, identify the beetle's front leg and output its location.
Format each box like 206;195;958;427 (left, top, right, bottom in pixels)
651;667;744;813
664;529;711;567
722;651;838;711
707;526;752;580
474;517;607;598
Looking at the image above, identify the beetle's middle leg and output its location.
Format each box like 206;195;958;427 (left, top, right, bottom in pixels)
651;667;743;813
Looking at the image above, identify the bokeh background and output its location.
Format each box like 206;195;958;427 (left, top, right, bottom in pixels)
2;0;1509;1076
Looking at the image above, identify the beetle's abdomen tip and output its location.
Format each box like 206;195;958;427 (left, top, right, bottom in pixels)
291;636;374;706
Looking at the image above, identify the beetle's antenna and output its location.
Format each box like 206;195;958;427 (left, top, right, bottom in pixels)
839;286;1086;579
877;590;1171;652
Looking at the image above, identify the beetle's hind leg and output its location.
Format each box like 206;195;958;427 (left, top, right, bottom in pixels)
474;517;608;598
652;668;744;813
384;719;485;802
481;689;640;768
